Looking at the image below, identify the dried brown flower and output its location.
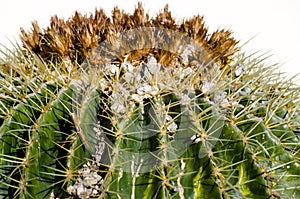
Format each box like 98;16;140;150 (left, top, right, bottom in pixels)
19;2;239;68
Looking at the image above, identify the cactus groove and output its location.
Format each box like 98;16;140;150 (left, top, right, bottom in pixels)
1;3;300;199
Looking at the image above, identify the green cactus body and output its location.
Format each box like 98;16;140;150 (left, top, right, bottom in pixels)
0;80;91;198
1;3;300;199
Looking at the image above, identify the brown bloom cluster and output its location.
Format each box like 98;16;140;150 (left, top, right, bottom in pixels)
20;3;238;68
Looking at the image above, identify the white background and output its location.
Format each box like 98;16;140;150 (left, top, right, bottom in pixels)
0;0;299;83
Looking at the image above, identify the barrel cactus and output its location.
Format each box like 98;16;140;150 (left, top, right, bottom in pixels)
1;3;300;199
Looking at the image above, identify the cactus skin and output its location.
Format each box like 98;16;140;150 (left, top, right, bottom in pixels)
1;3;300;199
0;78;91;198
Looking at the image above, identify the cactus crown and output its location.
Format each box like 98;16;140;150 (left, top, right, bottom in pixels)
20;3;238;67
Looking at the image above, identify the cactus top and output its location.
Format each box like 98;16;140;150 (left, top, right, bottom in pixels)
20;3;238;69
